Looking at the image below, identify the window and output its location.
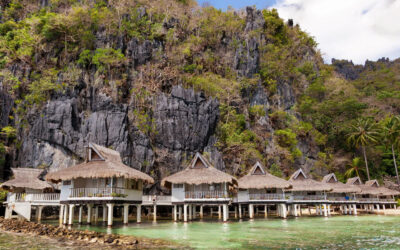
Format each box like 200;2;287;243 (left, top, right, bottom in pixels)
63;180;71;185
173;184;183;189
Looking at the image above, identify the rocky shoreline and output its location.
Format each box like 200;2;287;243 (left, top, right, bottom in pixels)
0;218;183;249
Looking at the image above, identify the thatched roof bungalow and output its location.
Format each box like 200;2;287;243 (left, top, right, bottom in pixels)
288;169;332;192
322;173;361;194
161;153;237;188
46;143;154;203
46;143;153;184
237;162;291;203
1;168;53;192
346;177;382;196
161;153;236;205
238;162;291;190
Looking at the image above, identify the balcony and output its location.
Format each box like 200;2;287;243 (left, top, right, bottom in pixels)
291;195;327;201
184;191;230;200
69;187;142;201
249;193;286;201
142;195;172;205
328;197;356;202
6;193;60;203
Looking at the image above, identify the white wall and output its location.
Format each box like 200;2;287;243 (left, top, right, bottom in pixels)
172;184;185;202
60;181;72;201
238;190;249;202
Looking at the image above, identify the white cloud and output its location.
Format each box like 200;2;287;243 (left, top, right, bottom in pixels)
272;0;400;64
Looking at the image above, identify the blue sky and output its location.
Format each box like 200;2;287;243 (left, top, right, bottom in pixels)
197;0;277;10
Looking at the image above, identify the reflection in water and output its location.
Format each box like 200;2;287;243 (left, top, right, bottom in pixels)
56;215;400;249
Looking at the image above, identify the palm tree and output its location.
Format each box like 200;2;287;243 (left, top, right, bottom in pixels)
345;157;364;178
381;115;400;184
346;118;380;180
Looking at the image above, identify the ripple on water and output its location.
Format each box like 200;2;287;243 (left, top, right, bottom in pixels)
50;215;400;249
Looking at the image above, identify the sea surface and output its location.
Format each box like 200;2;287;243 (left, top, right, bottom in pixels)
68;215;400;249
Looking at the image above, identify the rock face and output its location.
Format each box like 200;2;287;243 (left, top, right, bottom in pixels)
17;85;221;189
154;85;219;152
331;59;363;80
234;7;265;77
0;88;13;128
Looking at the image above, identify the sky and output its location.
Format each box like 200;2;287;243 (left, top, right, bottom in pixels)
197;0;400;64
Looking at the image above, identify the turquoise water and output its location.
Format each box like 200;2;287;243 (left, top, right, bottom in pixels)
69;215;400;249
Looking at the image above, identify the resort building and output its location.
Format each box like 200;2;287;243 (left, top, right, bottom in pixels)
288;169;332;217
161;153;237;222
2;168;59;222
322;173;360;215
355;179;398;211
236;162;292;219
45;143;154;227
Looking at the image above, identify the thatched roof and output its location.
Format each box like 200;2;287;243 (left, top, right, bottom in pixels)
378;187;400;196
238;162;291;189
1;168;53;191
346;177;363;185
46;143;154;184
288;169;332;192
321;173;361;193
346;177;400;196
346;177;382;195
161;153;237;188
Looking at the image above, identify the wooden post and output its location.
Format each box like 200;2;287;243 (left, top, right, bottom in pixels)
87;204;92;224
353;204;357;215
153;205;157;222
264;205;268;218
103;205;107;223
234;206;238;219
223;204;228;222
323;204;328;217
173;205;177;222
200;205;204;219
249;204;254;219
281;204;287;219
78;206;83;224
107;203;114;227
239;204;242;219
294;204;298;217
94;206;99;223
308;206;311;215
59;205;64;226
178;206;182;220
123;204;129;225
184;204;188;222
136;205;141;223
63;204;68;225
193;205;196;219
218;205;222;219
189;205;192;220
68;204;74;225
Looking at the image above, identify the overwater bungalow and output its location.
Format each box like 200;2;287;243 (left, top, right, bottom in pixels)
322;173;361;215
161;153;237;222
45;143;154;227
237;162;292;219
288;168;332;217
1;168;59;221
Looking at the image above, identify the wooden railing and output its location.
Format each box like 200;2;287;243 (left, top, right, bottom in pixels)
328;197;356;201
142;195;172;204
357;197;379;202
7;193;60;202
185;191;228;199
249;193;286;200
69;187;127;198
292;195;327;201
29;193;60;201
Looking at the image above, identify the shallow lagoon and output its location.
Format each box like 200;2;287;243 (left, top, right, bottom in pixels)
71;215;400;249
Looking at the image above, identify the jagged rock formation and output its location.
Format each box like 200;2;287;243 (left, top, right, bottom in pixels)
0;2;340;186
